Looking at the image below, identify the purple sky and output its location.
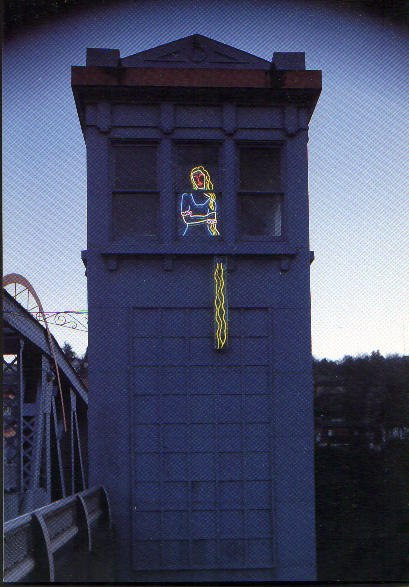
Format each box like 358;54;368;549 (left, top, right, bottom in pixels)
3;0;409;359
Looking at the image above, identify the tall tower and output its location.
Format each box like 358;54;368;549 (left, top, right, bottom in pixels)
72;34;321;582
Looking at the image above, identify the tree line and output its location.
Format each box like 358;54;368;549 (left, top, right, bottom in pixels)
313;351;409;434
62;343;88;382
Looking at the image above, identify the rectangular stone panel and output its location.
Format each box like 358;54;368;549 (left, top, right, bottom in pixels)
111;104;160;127
219;481;244;509
220;539;245;567
247;510;272;538
244;338;269;365
133;540;161;569
218;423;242;451
162;308;186;336
133;396;160;423
191;481;216;509
163;482;188;509
189;309;213;336
247;539;273;567
190;510;217;538
217;395;242;422
245;452;270;480
244;480;270;508
162;395;188;422
162;424;188;451
133;308;160;336
216;366;242;394
162;367;186;394
134;424;160;451
133;367;158;394
219;510;244;538
161;540;189;568
190;395;214;422
243;308;269;336
244;366;269;394
190;453;216;480
132;511;161;539
133;337;159;364
236;106;283;129
218;453;243;480
190;424;215;451
162;337;186;365
133;482;160;510
163;511;188;538
189;338;215;364
245;423;270;451
163;453;188;481
134;453;160;481
190;366;214;394
191;539;217;567
175;105;222;128
244;395;270;421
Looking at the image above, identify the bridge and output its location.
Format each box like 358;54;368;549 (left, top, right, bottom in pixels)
3;279;88;519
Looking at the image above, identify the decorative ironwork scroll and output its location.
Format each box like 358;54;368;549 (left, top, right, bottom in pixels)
3;310;88;332
35;311;88;332
214;257;228;350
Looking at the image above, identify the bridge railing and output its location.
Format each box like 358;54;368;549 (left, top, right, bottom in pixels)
4;485;112;583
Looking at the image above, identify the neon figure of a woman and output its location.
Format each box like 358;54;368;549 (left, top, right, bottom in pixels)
180;166;220;236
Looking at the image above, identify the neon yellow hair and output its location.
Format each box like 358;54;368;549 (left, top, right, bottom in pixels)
190;166;213;191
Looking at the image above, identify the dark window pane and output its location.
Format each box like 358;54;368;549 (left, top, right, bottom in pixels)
115;146;157;190
239;195;282;237
239;148;280;191
113;193;158;238
176;146;219;191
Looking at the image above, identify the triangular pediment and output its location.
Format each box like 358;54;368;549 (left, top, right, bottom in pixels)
121;34;271;69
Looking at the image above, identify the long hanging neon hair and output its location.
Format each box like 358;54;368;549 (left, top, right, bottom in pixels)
190;166;219;235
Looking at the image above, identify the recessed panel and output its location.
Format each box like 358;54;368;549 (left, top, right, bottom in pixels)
132;307;274;572
244;395;270;421
163;453;188;481
133;425;160;451
190;453;216;480
161;367;186;394
220;539;245;567
190;510;217;538
190;424;215;451
162;424;188;451
133;482;160;510
191;481;216;509
163;482;188;510
218;423;242;451
163;511;188;538
133;511;161;539
219;510;244;538
218;453;243;480
162;395;188;422
162;309;186;336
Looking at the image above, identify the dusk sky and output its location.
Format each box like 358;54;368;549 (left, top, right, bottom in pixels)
3;0;409;359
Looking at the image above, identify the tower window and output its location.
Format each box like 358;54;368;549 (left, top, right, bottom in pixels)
238;147;282;238
113;145;159;239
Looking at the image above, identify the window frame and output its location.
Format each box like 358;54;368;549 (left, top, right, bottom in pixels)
235;142;286;242
110;140;161;242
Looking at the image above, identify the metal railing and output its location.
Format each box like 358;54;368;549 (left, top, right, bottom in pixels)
4;486;112;582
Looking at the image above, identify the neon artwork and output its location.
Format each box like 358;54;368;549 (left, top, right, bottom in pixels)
214;258;228;350
180;166;220;236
